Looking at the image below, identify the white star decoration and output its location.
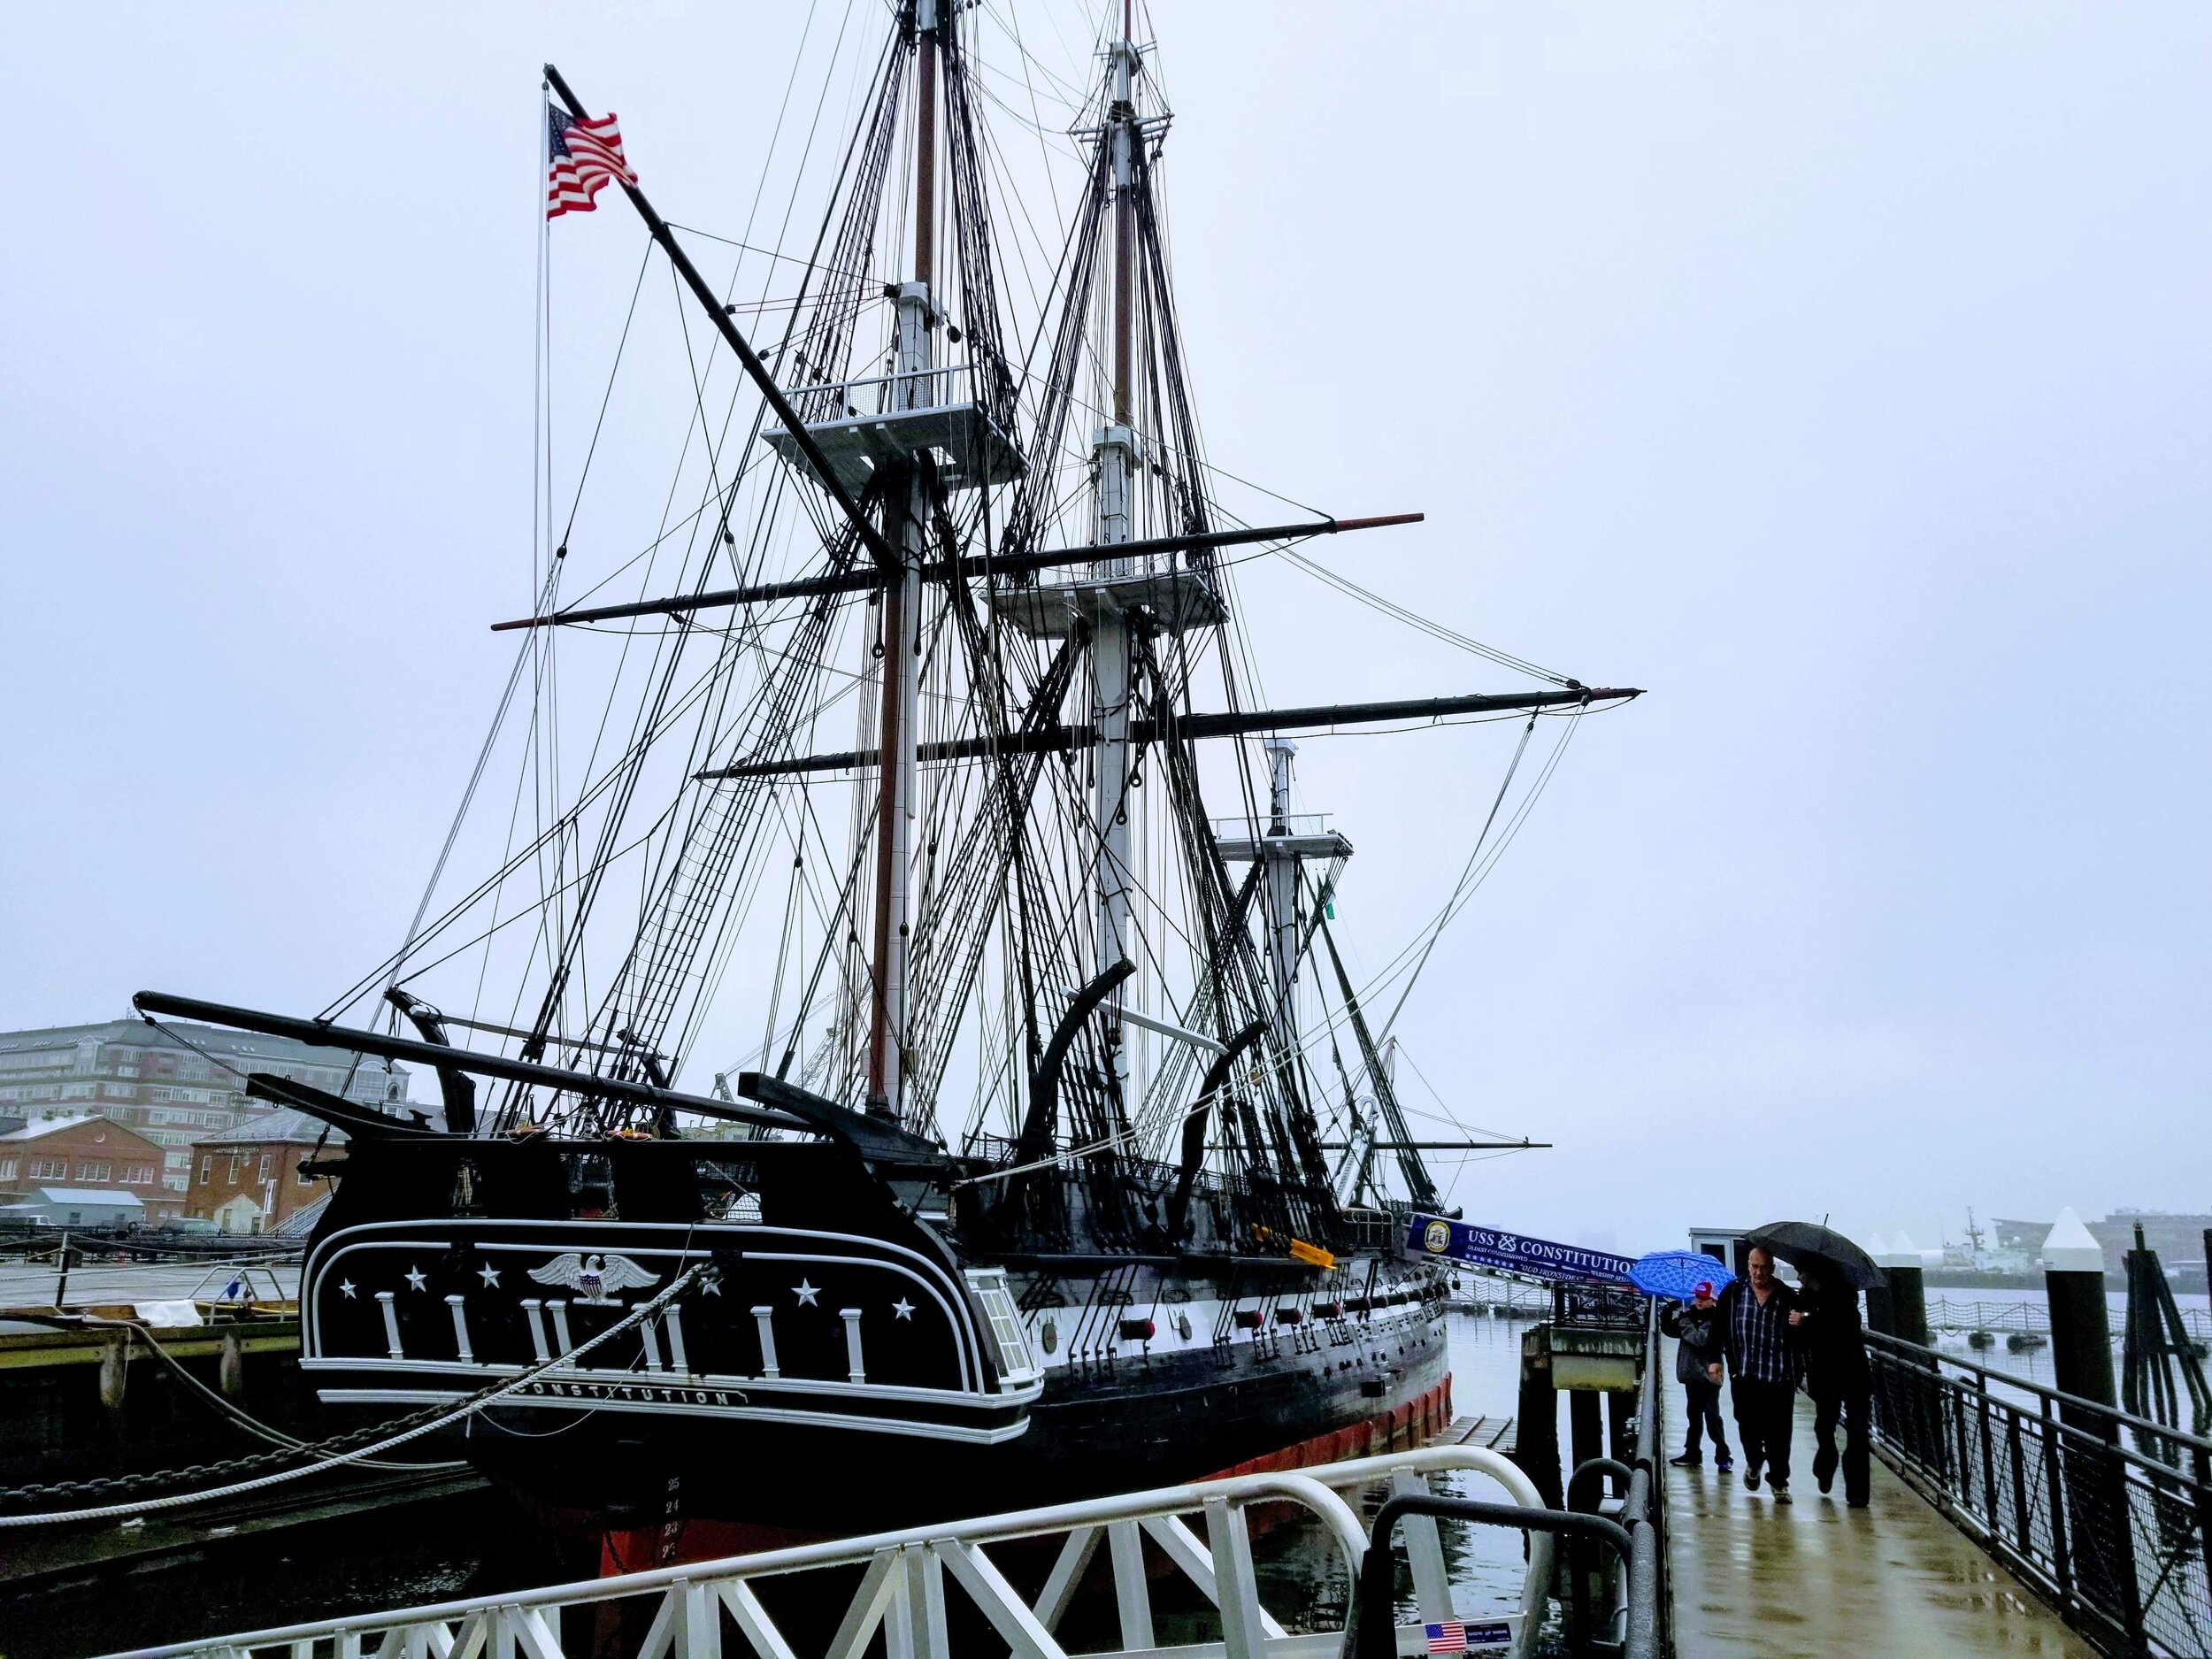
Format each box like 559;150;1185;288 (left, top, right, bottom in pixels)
892;1299;914;1321
794;1279;820;1306
702;1278;722;1296
340;1280;357;1299
404;1265;427;1292
478;1263;502;1288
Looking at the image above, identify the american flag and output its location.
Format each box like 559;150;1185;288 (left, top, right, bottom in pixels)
546;106;637;219
1423;1623;1467;1654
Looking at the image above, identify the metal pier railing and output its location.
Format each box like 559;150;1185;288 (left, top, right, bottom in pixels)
1869;1328;2212;1657
96;1288;1682;1659
1924;1296;2212;1348
100;1446;1586;1659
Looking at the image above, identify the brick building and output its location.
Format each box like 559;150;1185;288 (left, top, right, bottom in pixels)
0;1115;180;1223
0;1018;406;1204
189;1109;347;1234
2085;1210;2212;1282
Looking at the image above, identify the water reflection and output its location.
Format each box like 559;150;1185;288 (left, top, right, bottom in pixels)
1239;1310;1543;1631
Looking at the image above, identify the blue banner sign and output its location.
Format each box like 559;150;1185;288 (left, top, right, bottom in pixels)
1405;1215;1637;1287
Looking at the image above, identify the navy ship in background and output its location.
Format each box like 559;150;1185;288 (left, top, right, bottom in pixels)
136;0;1637;1557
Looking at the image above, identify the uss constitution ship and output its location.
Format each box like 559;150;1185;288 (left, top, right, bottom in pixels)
135;0;1638;1554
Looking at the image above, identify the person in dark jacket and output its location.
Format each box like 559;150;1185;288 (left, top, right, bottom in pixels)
1790;1262;1872;1507
1661;1280;1732;1470
1717;1247;1803;1502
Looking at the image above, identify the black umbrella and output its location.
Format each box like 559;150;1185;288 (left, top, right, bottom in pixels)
1747;1221;1886;1290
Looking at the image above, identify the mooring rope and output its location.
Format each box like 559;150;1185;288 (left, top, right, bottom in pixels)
112;1317;469;1471
0;1263;708;1528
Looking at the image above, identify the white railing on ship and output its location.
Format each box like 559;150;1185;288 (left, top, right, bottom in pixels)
1208;814;1337;841
786;361;994;420
100;1448;1549;1659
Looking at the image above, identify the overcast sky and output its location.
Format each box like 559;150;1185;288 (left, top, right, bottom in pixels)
3;3;2205;1256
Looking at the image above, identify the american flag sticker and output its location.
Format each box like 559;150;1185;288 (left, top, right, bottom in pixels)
1423;1620;1512;1655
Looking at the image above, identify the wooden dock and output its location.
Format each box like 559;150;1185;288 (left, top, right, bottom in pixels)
1435;1411;1518;1455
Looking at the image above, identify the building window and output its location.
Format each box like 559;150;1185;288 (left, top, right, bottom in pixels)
0;1157;14;1181
198;1157;212;1185
258;1153;273;1181
78;1161;111;1182
29;1158;66;1180
297;1164;316;1188
120;1164;154;1185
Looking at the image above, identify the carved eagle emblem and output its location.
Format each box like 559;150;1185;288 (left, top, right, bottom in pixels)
527;1252;660;1306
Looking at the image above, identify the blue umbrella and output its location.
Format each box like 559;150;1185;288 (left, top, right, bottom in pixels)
1629;1250;1736;1302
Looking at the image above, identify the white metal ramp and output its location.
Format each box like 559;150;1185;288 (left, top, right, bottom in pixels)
100;1448;1549;1659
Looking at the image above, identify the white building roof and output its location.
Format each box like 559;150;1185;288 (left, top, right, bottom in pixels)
30;1187;146;1208
0;1114;101;1141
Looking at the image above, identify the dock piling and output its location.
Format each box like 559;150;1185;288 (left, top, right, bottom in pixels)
1511;1324;1563;1509
2042;1208;2142;1645
2042;1210;2116;1409
98;1331;128;1410
1570;1388;1602;1486
1883;1241;1928;1347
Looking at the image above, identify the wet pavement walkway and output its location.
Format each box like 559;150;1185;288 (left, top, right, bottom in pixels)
1667;1386;2099;1657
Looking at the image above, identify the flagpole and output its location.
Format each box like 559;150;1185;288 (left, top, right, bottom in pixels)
541;63;897;574
534;82;549;605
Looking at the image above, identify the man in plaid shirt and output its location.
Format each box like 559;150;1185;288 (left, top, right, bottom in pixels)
1718;1246;1804;1502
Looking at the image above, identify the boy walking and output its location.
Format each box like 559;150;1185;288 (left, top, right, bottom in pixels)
1663;1280;1732;1471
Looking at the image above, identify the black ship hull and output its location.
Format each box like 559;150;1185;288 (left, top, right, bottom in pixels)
300;1134;1452;1542
458;1290;1452;1540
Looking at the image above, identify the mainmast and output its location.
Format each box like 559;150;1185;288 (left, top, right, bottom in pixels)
1090;8;1141;1101
864;0;942;1120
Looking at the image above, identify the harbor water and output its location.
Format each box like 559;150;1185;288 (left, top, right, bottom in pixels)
1921;1285;2210;1398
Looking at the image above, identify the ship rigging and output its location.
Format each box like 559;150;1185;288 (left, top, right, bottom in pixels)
133;0;1639;1536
